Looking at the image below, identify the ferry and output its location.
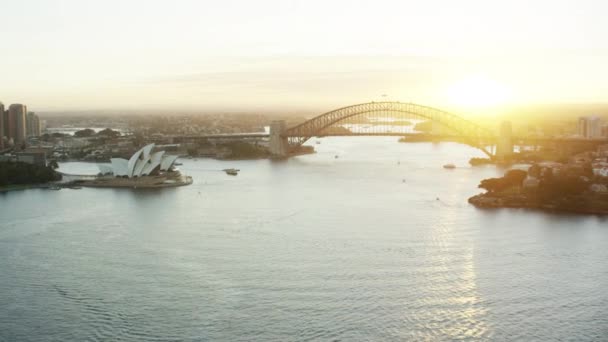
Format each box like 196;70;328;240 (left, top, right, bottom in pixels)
223;168;239;176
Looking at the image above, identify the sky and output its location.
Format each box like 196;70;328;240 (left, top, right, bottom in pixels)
1;0;607;113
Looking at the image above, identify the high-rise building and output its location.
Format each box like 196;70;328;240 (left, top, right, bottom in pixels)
0;102;4;150
578;116;602;139
8;104;27;145
26;112;34;137
2;108;8;139
26;112;41;137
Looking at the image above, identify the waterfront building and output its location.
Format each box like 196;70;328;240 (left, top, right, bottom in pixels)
100;143;179;178
8;104;27;145
578;116;602;139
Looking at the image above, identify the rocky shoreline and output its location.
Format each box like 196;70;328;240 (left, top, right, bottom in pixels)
468;193;608;215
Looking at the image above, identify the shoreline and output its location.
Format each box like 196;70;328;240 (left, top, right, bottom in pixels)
0;183;51;193
468;193;608;215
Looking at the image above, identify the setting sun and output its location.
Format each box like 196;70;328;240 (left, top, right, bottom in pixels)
446;75;512;109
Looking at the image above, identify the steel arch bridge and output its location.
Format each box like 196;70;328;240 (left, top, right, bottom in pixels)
280;102;497;157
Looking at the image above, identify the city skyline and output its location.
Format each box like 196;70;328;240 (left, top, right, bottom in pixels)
1;0;607;113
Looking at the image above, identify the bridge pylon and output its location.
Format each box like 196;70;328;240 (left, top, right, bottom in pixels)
269;120;289;157
495;121;514;161
432;121;443;135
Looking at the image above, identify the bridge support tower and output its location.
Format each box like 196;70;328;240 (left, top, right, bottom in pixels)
495;121;514;161
269;120;289;157
432;121;443;136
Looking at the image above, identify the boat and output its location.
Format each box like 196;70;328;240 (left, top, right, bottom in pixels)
174;162;183;166
443;163;456;169
223;168;239;176
47;185;61;190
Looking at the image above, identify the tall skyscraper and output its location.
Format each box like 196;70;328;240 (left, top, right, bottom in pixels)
26;112;41;137
2;108;7;140
578;116;602;139
8;104;27;145
0;102;4;149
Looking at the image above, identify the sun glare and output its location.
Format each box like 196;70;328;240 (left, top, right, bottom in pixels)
446;75;511;109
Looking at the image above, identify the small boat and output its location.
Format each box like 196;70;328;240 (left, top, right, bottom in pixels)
443;163;456;169
316;141;321;144
334;155;339;159
48;185;61;190
174;162;183;166
223;168;240;176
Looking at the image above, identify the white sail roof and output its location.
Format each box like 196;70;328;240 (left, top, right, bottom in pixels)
160;155;179;171
110;158;129;177
133;154;151;177
106;144;178;178
127;148;144;178
142;151;165;176
142;143;155;159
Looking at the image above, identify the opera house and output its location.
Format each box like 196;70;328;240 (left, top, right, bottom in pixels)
76;143;192;188
98;143;179;178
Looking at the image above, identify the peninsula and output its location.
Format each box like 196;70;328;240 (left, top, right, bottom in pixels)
469;148;608;215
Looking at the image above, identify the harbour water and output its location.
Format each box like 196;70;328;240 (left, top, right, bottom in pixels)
1;137;607;341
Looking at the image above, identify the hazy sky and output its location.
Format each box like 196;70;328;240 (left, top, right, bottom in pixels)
1;0;607;113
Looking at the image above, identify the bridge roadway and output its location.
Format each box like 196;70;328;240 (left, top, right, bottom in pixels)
175;132;270;139
171;132;270;142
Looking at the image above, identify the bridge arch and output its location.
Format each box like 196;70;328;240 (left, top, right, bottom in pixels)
280;102;496;157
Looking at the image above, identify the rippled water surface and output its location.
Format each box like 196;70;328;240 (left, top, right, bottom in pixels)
1;138;607;341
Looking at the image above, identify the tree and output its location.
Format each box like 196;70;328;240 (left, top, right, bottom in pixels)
538;174;589;200
478;169;528;193
48;160;59;170
0;161;62;186
97;128;120;138
504;169;527;186
528;164;541;178
478;177;506;193
74;128;95;137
